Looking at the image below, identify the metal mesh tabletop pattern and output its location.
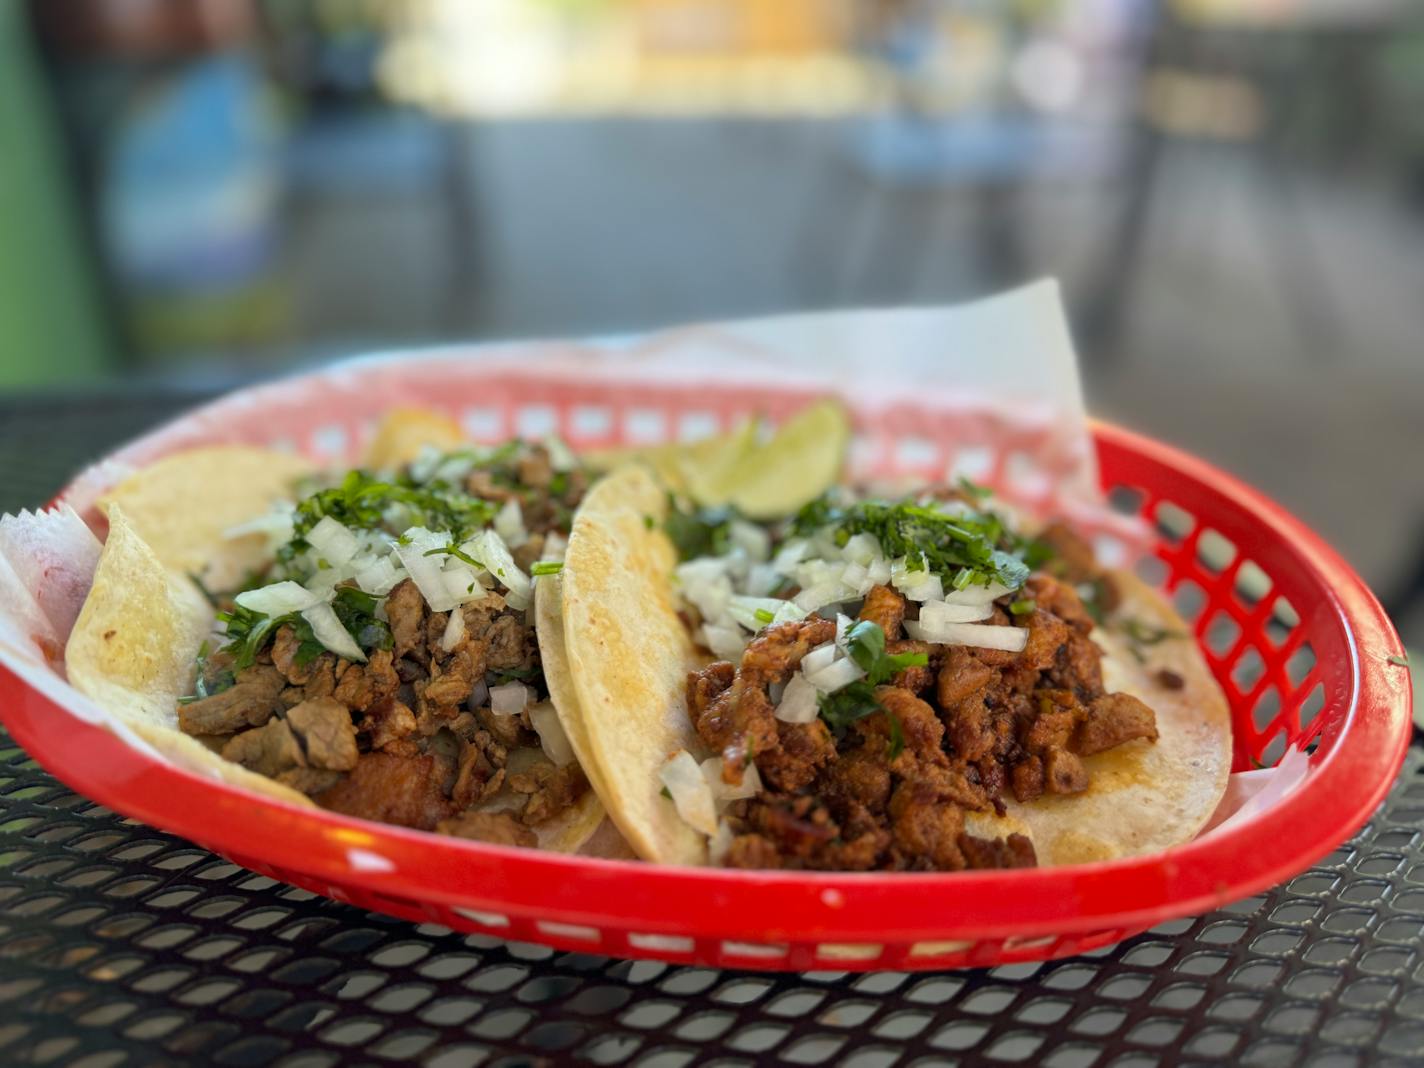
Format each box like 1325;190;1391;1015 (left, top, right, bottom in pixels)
2;392;1421;1068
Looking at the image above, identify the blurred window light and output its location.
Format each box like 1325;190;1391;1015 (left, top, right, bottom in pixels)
1010;38;1084;113
1144;70;1264;140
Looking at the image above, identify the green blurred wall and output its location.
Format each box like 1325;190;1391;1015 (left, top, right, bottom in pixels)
0;3;113;388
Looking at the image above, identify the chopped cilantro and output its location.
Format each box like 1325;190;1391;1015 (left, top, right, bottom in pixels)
664;499;736;561
790;493;1039;592
488;665;539;686
424;543;485;570
753;608;775;625
643;515;655;530
216;586;389;670
956;476;992;500
886;711;905;761
530;561;564;577
818;621;928;743
1009;599;1036;616
660;785;672;800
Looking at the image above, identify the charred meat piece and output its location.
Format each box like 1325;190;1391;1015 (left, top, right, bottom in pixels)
362;697;418;751
332;649;400;712
179;665;286;735
959;832;1036;869
1076;693;1159;755
386;579;427;661
316;752;457;831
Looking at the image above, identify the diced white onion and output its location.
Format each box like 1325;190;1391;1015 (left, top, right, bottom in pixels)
465;529;531;609
494;498;527;549
440;562;489;606
727;595;802;633
440;607;466;651
743;563;784;598
701;757;762;802
904;573;945;603
490;682;529;716
729;520;771;563
841;532;880;566
840;561;868;591
804;656;866;693
800;642;838;675
393;527;461;612
772;537;811;572
300;602;367;662
774;672;820;724
354;554;404;596
306;516;360;567
919;600;993;626
890;559;930;590
835;612;854;650
660;750;718;836
944;582;1012;606
303;568;345;599
709;820;735;865
866;556;892;586
793;582;854;614
702;623;748;660
529;701;576;766
235;580;322;616
904;619;1028;651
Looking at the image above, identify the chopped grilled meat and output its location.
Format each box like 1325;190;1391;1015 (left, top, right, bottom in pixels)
276;767;344;796
508;760;589;826
270;626;316;683
179;665;286;735
222;716;305;778
418;647;477;712
437;811;538;848
331;649;399;712
704;550;1161;872
483;615;534;673
362;696;418;750
451;731;507;809
958;832;1036;869
316;752;457;831
286;697;359;771
386;579;427;660
474;703;526;748
1044;747;1089;795
1076;693;1159;755
859;585;906;640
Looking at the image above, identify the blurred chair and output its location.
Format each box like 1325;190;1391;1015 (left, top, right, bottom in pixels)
1078;1;1406;361
791;0;1139;307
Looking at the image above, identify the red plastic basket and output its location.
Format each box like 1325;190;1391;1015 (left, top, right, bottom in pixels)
0;365;1411;972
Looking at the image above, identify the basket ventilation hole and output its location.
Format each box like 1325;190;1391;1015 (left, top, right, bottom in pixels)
1154;500;1196;543
1252;687;1283;735
516;405;558;439
627;933;693;953
1196;528;1238;574
894;436;938;470
1205;612;1243;658
1173;581;1208;624
1106;484;1145;517
1232;646;1267;693
1235;559;1273;605
1260;731;1288;768
1134;554;1169;587
1286;643;1318;688
461;407;502;440
949;444;994;481
1298;682;1327;733
451;908;509;928
570;405;613;439
623;409;666;444
676;410;720;441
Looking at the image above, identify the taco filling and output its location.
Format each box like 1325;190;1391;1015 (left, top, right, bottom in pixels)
662;487;1171;871
174;440;595;846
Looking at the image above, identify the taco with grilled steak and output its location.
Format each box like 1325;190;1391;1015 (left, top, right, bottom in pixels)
66;411;607;852
544;457;1232;871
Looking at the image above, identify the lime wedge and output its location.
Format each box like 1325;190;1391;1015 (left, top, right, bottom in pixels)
724;398;850;519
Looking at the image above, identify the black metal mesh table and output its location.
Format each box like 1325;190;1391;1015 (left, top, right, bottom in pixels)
3;392;1422;1068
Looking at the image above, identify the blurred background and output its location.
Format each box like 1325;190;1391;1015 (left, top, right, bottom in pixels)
1;0;1422;658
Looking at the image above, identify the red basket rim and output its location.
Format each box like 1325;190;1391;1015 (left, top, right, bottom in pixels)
0;421;1411;945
